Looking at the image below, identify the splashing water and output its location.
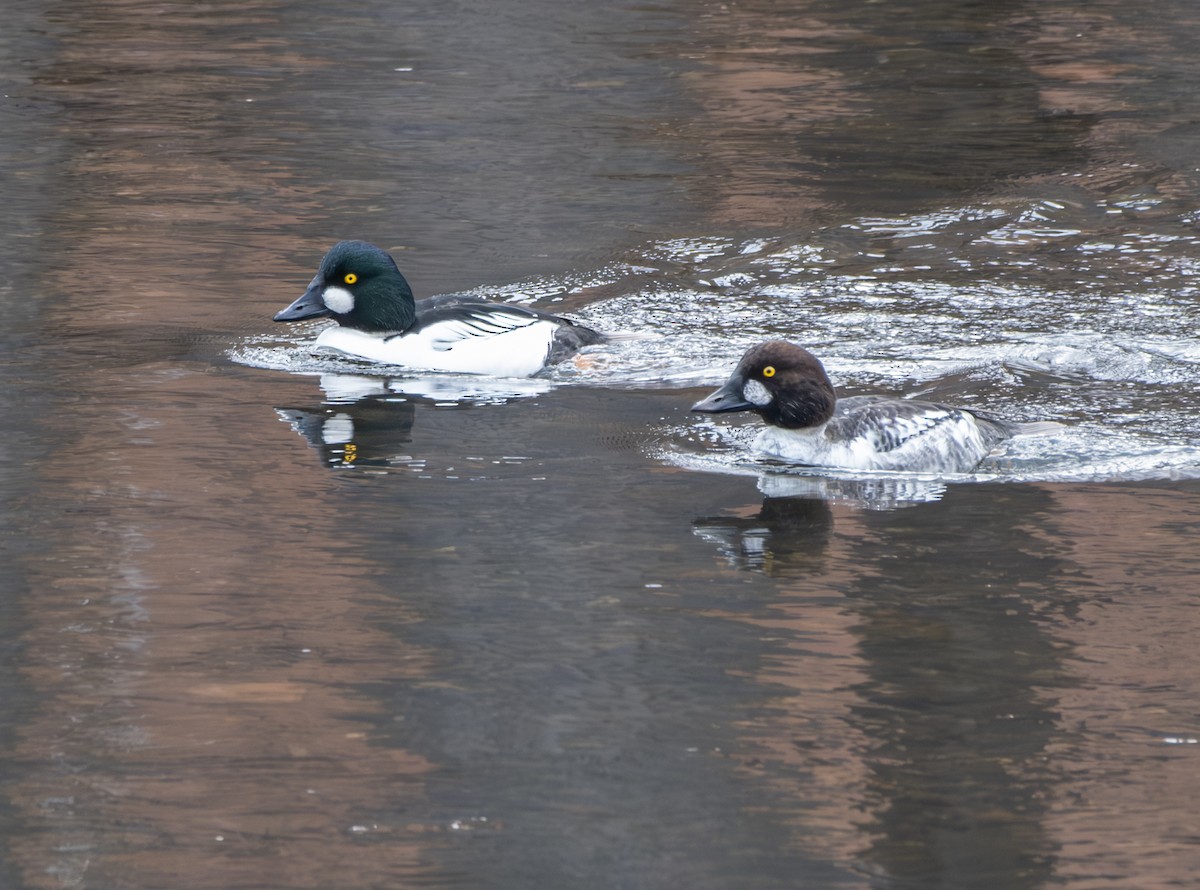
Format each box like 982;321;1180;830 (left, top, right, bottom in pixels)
232;197;1200;494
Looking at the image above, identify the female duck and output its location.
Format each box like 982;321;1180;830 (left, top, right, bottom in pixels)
692;341;1050;473
274;240;606;377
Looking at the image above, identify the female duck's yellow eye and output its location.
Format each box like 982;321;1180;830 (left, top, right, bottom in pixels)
343;272;358;285
762;366;776;378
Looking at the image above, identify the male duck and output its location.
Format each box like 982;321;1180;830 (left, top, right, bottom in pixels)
274;240;606;377
692;340;1051;473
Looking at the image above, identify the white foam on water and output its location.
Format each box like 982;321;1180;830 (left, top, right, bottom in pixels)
233;200;1200;493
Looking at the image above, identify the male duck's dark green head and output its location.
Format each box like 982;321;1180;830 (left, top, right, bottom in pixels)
274;240;418;333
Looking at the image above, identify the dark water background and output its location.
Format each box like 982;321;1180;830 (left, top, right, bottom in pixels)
3;1;1200;887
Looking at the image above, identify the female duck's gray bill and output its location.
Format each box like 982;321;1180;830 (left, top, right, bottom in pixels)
274;277;331;322
691;376;755;414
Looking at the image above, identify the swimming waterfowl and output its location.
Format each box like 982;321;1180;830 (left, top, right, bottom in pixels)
274;240;606;377
692;340;1049;473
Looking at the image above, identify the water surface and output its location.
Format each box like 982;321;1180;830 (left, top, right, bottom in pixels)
3;1;1200;888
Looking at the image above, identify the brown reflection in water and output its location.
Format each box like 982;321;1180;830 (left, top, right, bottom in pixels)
669;2;1200;227
1018;9;1156;125
714;484;1200;886
34;0;326;334
696;498;876;869
1014;8;1198;200
18;365;439;889
1025;485;1200;887
17;3;438;887
674;12;855;223
671;2;1069;225
697;489;1076;884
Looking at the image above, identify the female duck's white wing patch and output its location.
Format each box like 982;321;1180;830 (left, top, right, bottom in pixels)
853;402;964;453
835;398;991;473
755;397;998;474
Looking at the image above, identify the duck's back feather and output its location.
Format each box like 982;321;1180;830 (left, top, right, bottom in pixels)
756;397;1012;473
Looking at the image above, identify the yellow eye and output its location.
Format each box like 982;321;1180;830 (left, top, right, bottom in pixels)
344;272;358;285
762;366;776;378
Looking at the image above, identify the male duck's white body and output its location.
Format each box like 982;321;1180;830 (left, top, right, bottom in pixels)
312;310;573;378
693;341;1051;474
275;240;606;377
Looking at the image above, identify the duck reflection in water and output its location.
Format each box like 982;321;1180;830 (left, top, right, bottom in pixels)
277;377;417;470
276;372;553;469
753;472;948;511
692;472;951;575
694;493;835;576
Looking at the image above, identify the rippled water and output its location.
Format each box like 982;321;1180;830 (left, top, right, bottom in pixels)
240;197;1200;497
5;1;1200;888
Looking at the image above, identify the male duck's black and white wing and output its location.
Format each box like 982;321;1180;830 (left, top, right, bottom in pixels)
406;299;552;351
409;296;605;364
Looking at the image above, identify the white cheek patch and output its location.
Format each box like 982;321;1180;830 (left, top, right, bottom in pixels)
743;378;773;406
322;285;355;315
